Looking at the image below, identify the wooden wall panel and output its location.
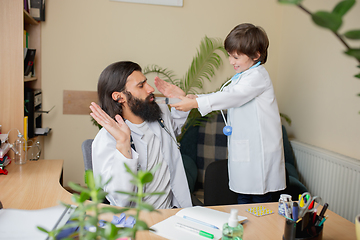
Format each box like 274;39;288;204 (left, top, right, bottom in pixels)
63;90;98;115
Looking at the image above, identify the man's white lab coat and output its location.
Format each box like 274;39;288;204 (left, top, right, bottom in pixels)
92;104;192;208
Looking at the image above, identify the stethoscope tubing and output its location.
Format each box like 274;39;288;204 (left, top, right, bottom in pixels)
219;61;261;135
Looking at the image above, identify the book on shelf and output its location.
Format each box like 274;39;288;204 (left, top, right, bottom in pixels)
24;0;29;12
24;48;36;77
23;30;29;48
24;116;28;142
29;0;45;21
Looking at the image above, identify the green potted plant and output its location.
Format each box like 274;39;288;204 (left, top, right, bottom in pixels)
37;163;163;240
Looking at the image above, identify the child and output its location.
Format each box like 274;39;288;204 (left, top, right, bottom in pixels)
158;23;286;204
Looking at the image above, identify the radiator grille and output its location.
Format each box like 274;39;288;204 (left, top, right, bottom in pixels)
290;140;360;223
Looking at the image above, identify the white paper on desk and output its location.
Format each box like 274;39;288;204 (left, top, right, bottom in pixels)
150;206;247;240
0;205;76;240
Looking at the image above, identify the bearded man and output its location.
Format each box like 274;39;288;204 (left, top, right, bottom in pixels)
90;61;192;209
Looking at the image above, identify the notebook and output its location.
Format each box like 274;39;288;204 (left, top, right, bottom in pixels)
150;206;247;240
0;205;76;240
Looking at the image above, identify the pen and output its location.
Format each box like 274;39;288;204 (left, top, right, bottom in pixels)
299;194;305;208
155;97;181;105
292;202;298;222
183;215;219;229
176;223;214;239
318;215;328;227
312;209;317;224
318;203;328;219
282;201;290;218
315;203;328;226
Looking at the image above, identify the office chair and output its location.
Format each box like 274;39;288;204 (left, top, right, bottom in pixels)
203;159;238;206
81;139;94;171
81;139;110;204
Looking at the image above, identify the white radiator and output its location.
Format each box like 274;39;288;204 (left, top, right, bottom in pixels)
290;140;360;223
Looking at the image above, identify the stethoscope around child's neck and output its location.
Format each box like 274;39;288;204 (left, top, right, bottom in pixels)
220;61;261;136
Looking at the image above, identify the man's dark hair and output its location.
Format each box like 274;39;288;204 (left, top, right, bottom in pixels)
224;23;269;64
97;61;142;119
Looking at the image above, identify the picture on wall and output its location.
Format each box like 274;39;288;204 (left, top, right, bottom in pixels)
110;0;183;7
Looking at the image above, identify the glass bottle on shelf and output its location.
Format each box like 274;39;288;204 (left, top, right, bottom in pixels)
14;133;27;164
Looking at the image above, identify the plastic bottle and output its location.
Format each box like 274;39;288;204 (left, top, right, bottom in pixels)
14;133;27;164
222;209;243;240
278;194;292;217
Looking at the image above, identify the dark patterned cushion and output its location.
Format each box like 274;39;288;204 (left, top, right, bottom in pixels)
196;111;228;185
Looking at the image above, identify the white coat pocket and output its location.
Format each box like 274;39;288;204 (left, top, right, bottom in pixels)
231;140;250;162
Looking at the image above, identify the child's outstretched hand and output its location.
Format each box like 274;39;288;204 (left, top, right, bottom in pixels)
154;77;185;98
170;95;198;112
90;102;132;158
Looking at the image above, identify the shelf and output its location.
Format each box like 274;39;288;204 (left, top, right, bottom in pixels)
23;9;38;25
24;77;37;82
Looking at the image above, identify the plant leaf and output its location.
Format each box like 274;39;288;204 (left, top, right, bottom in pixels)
103;222;119;239
117;227;133;238
355;73;360;78
311;11;342;32
142;191;165;197
96;190;108;202
343;29;360;39
79;191;91;202
68;181;89;194
134;220;150;231
36;226;49;234
332;0;355;17
100;206;130;214
137;202;156;211
115;190;138;197
139;171;153;184
280;113;292;126
182;36;227;94
344;48;360;60
278;0;303;4
143;65;180;86
85;170;96;190
124;163;137;178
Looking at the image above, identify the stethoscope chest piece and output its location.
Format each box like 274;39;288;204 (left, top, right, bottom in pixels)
223;126;232;136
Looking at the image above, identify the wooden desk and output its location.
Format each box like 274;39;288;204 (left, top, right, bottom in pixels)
0;160;356;239
0;160;72;209
134;203;356;240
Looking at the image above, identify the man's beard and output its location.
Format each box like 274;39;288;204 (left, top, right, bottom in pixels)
124;91;162;122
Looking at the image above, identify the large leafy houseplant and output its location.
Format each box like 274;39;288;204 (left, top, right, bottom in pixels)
37;164;163;240
143;36;228;141
279;0;360;111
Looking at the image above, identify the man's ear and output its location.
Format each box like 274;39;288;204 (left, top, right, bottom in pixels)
112;91;126;103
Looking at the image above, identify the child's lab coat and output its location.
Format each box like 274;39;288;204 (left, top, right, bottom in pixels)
196;65;286;194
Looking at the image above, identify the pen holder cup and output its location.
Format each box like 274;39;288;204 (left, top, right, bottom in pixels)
283;218;323;240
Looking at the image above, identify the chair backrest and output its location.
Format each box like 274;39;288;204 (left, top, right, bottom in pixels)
203;159;238;206
81;139;94;171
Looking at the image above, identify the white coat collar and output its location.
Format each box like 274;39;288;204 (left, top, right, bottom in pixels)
125;119;162;140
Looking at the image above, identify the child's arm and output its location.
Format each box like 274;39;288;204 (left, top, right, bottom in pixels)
170;95;198;112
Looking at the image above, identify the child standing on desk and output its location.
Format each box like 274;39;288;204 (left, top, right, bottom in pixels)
156;23;286;204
